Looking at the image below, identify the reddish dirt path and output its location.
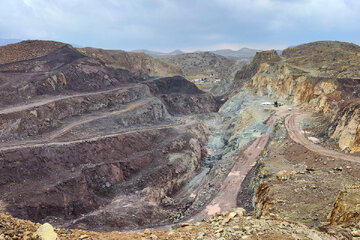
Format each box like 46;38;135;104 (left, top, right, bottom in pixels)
189;133;270;222
285;113;360;163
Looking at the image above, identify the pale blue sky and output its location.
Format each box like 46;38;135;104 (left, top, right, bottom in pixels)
0;0;359;51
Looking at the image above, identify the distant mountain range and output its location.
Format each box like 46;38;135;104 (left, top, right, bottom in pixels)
133;48;284;60
210;48;261;60
132;49;185;58
134;48;266;60
0;38;22;46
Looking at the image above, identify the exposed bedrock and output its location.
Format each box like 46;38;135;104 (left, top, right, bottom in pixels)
0;122;209;230
145;76;220;115
0;85;152;142
232;43;360;152
0;46;137;107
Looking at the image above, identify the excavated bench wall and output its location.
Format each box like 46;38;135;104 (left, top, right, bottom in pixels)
0;122;208;226
0;85;151;142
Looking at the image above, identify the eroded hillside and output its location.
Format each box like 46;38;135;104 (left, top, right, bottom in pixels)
0;40;66;65
160;52;248;97
0;40;221;232
77;47;183;78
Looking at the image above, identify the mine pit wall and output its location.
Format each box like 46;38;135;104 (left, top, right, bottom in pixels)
0;85;151;142
0;121;209;226
145;77;221;115
248;65;360;153
159;94;219;115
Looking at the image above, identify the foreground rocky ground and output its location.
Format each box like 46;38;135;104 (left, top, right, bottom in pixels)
0;208;338;240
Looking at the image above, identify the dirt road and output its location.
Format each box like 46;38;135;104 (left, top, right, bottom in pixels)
0;85;139;115
285;113;360;163
0;120;189;152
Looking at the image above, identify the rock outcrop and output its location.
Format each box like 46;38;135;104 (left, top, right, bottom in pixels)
329;184;360;227
233;41;360;152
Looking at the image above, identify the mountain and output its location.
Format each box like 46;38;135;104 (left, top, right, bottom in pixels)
159;51;249;97
0;38;22;46
132;49;185;58
133;47;269;60
210;48;260;60
0;40;66;64
77;47;183;77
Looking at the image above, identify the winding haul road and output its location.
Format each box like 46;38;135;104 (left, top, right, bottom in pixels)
285;113;360;163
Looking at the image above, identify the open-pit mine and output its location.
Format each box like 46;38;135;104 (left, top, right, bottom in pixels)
1;40;360;240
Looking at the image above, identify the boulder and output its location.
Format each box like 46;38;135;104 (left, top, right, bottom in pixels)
34;223;58;240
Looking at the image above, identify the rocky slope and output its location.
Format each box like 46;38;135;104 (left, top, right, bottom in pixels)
160;52;248;97
227;41;360;240
0;208;338;240
0;40;220;231
77;47;183;78
0;40;66;65
211;48;260;60
2;39;360;239
233;41;360;153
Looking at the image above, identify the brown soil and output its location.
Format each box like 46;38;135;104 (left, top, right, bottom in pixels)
0;40;66;65
77;47;183;77
0;209;335;240
254;111;360;229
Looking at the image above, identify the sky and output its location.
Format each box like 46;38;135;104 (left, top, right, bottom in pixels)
0;0;360;51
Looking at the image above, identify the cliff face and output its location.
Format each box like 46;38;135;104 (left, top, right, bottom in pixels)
329;184;360;226
232;50;281;93
77;47;183;78
233;41;360;153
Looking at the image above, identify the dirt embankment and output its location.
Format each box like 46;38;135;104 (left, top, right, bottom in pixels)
145;77;220;115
